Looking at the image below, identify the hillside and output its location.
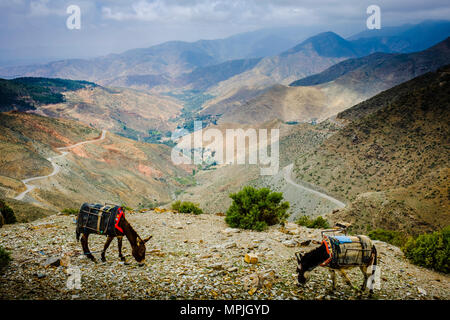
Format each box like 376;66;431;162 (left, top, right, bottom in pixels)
0;111;100;185
216;38;450;125
0;77;183;141
203;22;450;111
34;85;183;139
0;77;97;112
1;210;449;300
0;112;193;211
214;84;329;124
178;120;342;218
348;20;450;53
205;32;356;101
290;37;450;98
292;66;450;235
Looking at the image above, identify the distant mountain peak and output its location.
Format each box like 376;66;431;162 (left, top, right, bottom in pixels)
281;31;355;58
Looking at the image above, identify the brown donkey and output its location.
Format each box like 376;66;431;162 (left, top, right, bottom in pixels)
295;234;378;294
76;203;151;265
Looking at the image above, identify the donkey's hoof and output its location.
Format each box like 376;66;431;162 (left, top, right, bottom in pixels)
101;257;107;263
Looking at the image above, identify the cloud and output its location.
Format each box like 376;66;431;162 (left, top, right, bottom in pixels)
28;0;65;16
1;0;450;63
100;0;319;25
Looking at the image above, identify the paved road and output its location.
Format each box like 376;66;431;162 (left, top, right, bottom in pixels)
14;130;107;202
283;163;346;208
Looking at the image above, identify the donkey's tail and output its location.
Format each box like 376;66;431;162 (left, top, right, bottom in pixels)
75;214;81;241
75;204;84;241
371;245;377;269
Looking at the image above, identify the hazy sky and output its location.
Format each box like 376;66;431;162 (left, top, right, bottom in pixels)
1;0;450;65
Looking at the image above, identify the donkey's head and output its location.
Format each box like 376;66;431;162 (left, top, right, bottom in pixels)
295;252;310;285
132;235;152;265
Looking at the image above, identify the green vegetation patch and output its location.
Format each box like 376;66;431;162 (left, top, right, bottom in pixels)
225;186;289;231
0;77;97;112
61;208;79;215
296;215;330;229
402;226;450;273
0;199;16;224
171;200;203;215
0;246;11;272
368;228;408;247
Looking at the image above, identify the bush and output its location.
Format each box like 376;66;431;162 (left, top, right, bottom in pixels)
402;226;450;273
171;200;181;212
121;205;134;212
368;228;407;247
61;208;79;215
225;186;289;231
0;200;16;224
171;201;203;215
296;215;330;229
0;246;11;272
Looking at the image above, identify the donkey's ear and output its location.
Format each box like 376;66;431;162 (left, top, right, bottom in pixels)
143;235;152;243
295;252;302;263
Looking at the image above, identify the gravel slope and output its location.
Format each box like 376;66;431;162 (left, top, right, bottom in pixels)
1;210;448;300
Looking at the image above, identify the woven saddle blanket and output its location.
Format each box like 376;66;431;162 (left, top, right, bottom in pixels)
77;203;124;236
321;235;373;268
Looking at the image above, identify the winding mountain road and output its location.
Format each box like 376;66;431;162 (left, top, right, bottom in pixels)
14;130;107;202
283;163;346;208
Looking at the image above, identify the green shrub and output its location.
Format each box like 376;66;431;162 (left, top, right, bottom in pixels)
61;208;79;215
296;215;330;229
402;226;450;273
0;200;16;224
172;200;203;215
296;215;312;227
368;228;407;247
171;200;181;212
225;186;290;231
121;205;134;212
0;246;11;272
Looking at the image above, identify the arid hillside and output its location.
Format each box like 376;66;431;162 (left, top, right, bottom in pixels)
33;85;183;140
207;38;450;126
178;120;341;217
0;112;100;186
0;112;193;213
292;66;450;235
1;210;449;300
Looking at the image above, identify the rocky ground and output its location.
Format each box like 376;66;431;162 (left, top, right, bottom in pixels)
0;209;449;300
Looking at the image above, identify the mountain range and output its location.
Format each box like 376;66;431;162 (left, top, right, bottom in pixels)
200;21;450;117
1;21;449;94
208;37;450;125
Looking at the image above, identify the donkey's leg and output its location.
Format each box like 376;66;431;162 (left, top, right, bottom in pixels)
117;236;125;261
81;233;96;262
338;269;358;291
360;266;368;292
101;236;114;262
329;269;337;291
